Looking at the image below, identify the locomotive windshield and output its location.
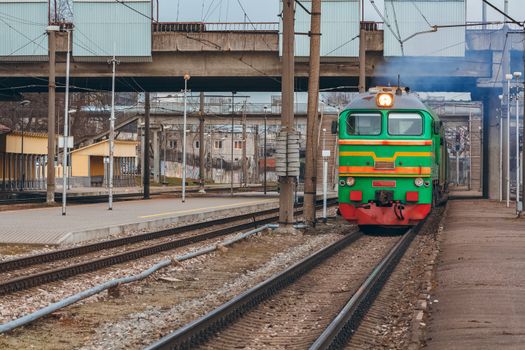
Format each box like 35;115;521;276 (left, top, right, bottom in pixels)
347;113;381;136
388;113;423;136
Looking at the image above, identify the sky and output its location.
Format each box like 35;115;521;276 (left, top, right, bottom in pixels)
157;0;525;23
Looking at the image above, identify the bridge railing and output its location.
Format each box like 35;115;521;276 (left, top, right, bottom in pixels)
153;22;279;33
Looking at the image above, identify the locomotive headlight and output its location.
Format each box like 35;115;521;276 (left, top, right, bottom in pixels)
414;177;424;187
376;93;394;108
346;177;355;187
339;179;346;187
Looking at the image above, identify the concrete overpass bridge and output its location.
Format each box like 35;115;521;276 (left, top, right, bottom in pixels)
2;21;524;200
0;22;505;94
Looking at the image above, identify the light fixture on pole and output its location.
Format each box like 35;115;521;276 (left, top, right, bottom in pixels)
62;29;72;215
263;105;268;195
498;94;503;202
514;71;522;214
506;73;513;208
182;74;190;203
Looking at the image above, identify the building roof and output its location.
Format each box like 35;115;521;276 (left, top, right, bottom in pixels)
0;123;10;135
71;139;138;157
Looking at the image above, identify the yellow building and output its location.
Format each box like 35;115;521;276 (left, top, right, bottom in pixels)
1;123;138;191
0;127;48;191
70;139;138;187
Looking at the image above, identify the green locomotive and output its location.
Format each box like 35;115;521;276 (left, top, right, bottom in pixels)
336;87;448;229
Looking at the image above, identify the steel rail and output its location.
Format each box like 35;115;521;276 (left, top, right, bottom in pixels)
309;221;424;350
144;231;363;350
0;200;337;295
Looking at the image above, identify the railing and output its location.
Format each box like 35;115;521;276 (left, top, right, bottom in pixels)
153;22;279;33
148;99;339;115
465;21;524;31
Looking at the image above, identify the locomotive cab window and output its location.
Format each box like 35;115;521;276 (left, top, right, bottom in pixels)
347;113;381;136
388;113;423;136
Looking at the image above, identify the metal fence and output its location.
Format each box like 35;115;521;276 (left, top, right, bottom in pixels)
153;22;279;33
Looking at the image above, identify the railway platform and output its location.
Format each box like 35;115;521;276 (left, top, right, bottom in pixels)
426;199;525;349
0;195;279;246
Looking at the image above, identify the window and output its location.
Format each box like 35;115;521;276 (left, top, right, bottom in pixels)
234;140;243;149
214;140;223;149
388;113;423;136
195;141;200;149
347;113;381;136
168;140;177;149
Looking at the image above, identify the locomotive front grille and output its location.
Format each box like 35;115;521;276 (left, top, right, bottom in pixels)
374;161;395;170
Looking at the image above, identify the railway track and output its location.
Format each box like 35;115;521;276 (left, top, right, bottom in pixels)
0;199;337;296
0;186;278;206
145;222;422;350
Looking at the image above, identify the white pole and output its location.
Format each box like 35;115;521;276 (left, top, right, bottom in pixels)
507;78;511;207
322;157;328;220
62;30;71;216
182;74;190;203
322;128;327;221
517;89;520;210
468;112;472;191
499;100;503;201
456;152;460;185
109;51;117;210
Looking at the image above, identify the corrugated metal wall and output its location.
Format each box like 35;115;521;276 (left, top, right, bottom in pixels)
0;0;48;61
384;0;465;57
280;0;359;58
73;0;152;61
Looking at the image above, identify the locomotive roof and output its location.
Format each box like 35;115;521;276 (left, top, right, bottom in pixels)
344;93;430;111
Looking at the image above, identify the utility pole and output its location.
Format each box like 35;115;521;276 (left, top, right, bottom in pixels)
522;34;525;216
279;0;296;228
199;92;206;193
304;0;322;226
242;103;247;187
144;92;151;199
47;26;58;204
263;106;268;194
254;124;259;184
182;74;190;203
231;92;236;196
62;30;71;215
358;1;366;93
108;52;119;210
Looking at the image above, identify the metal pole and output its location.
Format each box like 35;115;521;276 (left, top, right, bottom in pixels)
47;27;57;204
108;52;117;211
322;129;328;222
264;106;267;195
323;155;328;221
62;30;71;215
516;84;521;212
198;92;206;193
241;103;247;187
182;74;190;203
304;0;322;226
279;0;296;228
21;115;24;191
499;103;503;201
522;33;525;216
507;78;511;207
144;92;151;199
231;92;235;196
469;111;472;191
163;125;167;185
